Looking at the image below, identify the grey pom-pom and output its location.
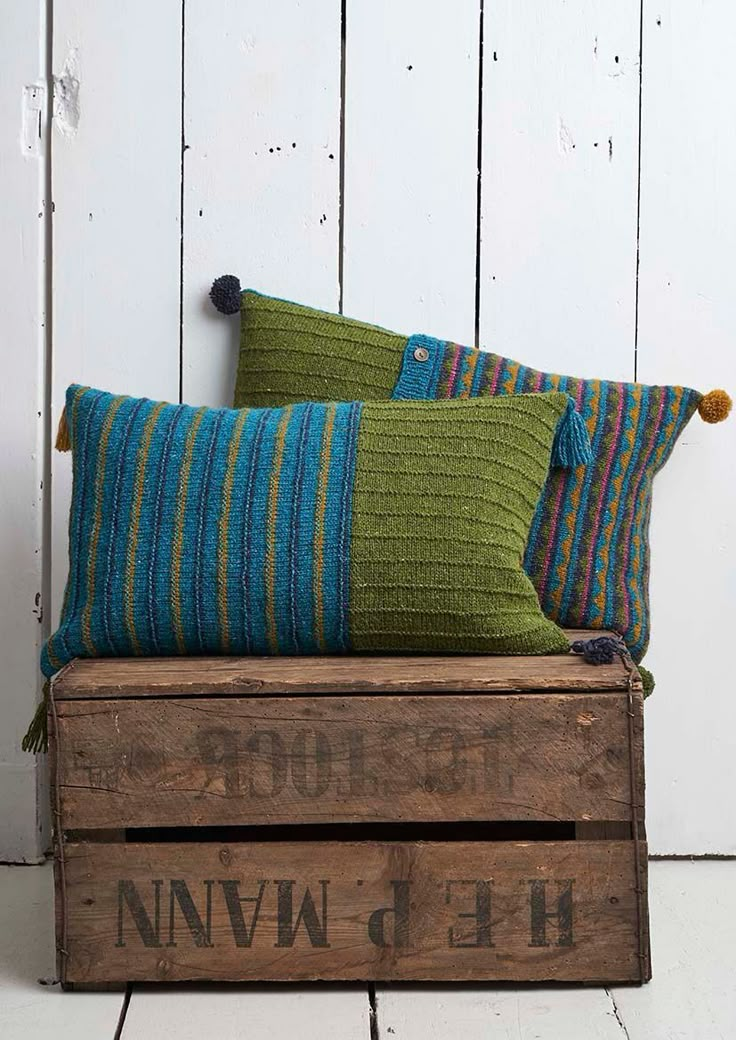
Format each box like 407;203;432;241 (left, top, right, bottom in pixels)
210;275;242;315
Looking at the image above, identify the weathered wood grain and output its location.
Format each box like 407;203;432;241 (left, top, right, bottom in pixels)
52;643;648;985
575;822;632;840
61;839;648;984
55;692;643;829
51;632;641;700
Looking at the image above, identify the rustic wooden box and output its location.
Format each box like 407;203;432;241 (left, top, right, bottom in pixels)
49;634;650;988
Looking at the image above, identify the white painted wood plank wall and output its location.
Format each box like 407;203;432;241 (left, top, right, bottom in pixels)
343;0;479;344
638;0;736;854
50;0;183;622
2;0;734;859
479;1;641;380
183;0;342;408
0;0;48;863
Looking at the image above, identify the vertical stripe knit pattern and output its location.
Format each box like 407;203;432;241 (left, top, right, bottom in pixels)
394;336;701;660
43;385;572;677
42;387;360;676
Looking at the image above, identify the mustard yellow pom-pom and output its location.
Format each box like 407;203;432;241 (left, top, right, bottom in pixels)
698;388;732;424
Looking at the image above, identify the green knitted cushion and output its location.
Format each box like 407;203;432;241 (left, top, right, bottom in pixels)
216;284;731;661
42;384;571;682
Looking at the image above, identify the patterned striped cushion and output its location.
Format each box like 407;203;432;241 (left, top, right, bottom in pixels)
42;385;572;677
229;290;706;661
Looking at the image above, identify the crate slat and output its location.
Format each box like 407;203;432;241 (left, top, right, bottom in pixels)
56;692;642;829
51;632;641;700
59;839;649;985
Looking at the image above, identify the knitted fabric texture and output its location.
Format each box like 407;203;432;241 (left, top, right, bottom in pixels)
229;290;709;661
233;291;405;407
41;385;571;677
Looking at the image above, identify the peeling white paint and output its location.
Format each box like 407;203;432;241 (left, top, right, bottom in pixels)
53;48;80;137
21;83;45;157
558;116;575;155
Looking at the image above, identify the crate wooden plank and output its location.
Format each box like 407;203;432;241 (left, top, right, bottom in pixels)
59;839;648;985
51;632;641;700
55;693;643;829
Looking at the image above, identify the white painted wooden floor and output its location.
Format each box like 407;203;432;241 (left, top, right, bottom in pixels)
0;860;733;1039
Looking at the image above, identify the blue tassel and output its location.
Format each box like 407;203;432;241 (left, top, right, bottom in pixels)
551;396;592;468
571;636;626;665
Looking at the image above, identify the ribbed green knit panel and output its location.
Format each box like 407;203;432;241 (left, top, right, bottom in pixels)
349;394;572;655
234;291;406;407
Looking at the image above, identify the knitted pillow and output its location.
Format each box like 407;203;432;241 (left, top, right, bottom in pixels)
41;384;574;681
212;281;732;661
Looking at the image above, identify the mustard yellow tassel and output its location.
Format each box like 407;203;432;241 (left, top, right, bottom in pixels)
55;407;71;451
698;388;732;424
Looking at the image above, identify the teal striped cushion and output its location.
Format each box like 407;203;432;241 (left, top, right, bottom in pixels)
42;384;572;680
44;387;359;674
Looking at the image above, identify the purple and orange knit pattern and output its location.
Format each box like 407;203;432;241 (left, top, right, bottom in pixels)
394;335;702;660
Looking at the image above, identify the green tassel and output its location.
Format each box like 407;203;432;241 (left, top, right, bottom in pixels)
551;395;592;468
638;664;655;699
22;682;49;754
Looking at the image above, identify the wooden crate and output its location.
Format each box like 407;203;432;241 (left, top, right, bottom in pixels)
49;635;650;987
